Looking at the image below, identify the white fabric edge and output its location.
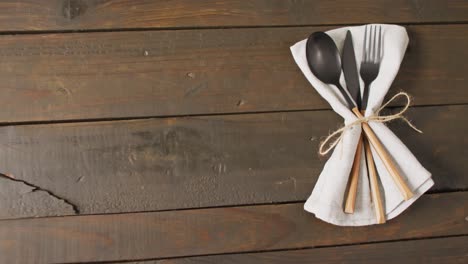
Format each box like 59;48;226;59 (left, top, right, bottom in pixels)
304;178;434;226
386;178;434;220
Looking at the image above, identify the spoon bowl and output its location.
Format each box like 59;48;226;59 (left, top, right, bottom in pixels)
306;31;354;108
306;32;342;85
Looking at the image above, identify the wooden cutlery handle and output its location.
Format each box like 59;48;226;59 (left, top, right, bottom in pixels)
344;135;363;214
351;108;414;200
364;138;386;224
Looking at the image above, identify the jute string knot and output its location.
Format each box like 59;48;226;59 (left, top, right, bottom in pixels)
319;92;422;156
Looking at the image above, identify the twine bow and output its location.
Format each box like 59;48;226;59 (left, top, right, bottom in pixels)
318;92;422;156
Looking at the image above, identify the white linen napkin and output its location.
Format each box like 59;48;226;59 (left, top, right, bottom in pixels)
290;24;434;226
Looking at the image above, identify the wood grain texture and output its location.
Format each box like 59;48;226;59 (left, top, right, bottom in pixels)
0;2;465;263
140;236;468;264
0;0;466;32
0;175;76;219
0;24;466;122
0;105;465;219
0;192;466;263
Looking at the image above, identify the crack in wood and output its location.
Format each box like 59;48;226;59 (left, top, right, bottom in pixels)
0;173;79;214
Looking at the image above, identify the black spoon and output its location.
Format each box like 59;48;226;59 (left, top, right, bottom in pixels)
306;32;356;108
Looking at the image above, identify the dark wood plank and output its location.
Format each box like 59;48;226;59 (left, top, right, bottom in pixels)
0;0;467;32
387;105;468;192
0;192;466;263
142;236;468;264
0;24;466;122
0;175;76;219
0;105;465;219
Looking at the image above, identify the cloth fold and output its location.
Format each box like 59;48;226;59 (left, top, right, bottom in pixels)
290;24;433;226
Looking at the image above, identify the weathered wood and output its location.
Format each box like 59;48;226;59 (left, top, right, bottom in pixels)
0;25;466;122
143;236;468;264
0;175;76;219
0;192;466;263
388;106;468;193
0;105;465;219
0;2;464;263
0;0;466;32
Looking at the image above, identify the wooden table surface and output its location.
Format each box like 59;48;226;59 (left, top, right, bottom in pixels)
0;1;467;263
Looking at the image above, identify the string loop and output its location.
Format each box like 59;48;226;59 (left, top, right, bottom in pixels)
318;92;422;156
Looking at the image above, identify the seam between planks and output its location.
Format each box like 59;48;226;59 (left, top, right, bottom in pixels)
0;102;466;128
62;234;468;264
0;21;467;36
0;190;465;223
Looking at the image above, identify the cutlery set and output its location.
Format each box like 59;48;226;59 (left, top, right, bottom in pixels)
305;25;413;223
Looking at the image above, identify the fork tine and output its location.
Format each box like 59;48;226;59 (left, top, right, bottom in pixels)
377;26;382;61
372;25;377;62
368;25;372;61
362;25;369;61
362;26;365;61
370;25;374;62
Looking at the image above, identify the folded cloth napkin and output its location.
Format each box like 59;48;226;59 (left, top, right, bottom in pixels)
290;24;434;226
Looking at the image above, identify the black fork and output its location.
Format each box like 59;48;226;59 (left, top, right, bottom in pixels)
360;25;383;110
